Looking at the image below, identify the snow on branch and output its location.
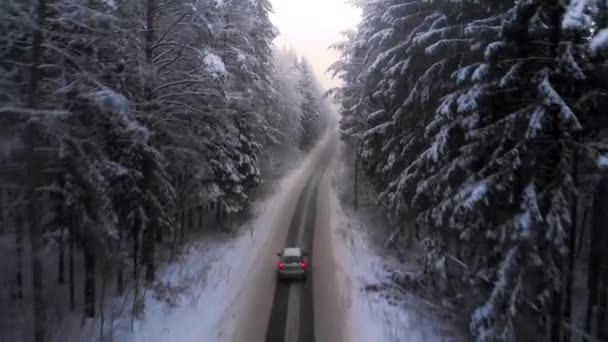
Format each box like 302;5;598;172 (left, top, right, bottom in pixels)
590;29;608;55
538;70;582;130
425;39;471;57
471;246;522;342
202;52;227;78
562;0;591;31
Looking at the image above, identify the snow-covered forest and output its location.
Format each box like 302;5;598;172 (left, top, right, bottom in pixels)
0;0;331;340
329;0;608;341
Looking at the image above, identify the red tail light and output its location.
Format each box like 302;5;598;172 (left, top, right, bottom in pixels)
278;262;284;270
300;262;306;270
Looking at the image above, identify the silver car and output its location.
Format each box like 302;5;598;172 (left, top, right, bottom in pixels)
276;247;308;281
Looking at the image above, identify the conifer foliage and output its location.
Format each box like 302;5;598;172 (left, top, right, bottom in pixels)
331;0;608;340
0;0;326;339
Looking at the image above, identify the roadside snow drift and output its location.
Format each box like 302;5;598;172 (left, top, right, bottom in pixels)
327;141;464;342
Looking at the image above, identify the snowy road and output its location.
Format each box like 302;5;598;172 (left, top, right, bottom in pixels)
264;143;332;342
227;132;343;342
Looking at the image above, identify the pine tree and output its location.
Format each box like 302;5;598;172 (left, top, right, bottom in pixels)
0;0;286;335
331;0;608;340
297;58;321;150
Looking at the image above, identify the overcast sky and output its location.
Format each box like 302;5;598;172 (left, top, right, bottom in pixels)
270;0;361;90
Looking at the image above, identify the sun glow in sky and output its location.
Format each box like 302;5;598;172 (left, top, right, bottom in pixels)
270;0;361;90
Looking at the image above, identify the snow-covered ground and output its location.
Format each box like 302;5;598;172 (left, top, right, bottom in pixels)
327;143;465;342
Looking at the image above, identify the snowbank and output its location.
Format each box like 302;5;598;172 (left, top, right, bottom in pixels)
328;141;464;342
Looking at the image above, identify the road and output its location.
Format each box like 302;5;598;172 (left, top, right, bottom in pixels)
225;133;349;342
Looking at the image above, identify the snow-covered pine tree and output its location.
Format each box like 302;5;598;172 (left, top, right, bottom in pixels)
273;48;305;146
332;0;608;340
297;58;321;150
0;0;284;334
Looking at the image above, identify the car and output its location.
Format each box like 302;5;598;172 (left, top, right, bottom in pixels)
276;247;308;281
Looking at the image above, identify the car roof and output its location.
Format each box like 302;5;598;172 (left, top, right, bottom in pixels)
282;247;301;256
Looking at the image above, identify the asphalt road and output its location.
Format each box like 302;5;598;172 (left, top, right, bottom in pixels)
227;133;347;342
265;169;321;342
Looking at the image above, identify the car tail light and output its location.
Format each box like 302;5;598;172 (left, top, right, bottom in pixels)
278;262;284;270
301;262;306;270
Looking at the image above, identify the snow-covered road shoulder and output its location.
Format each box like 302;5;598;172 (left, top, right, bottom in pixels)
328;147;464;342
112;196;277;342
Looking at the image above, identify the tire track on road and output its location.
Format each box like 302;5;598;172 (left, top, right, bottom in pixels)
266;141;334;342
265;174;318;342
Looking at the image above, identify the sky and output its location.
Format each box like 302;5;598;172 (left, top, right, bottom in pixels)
270;0;361;90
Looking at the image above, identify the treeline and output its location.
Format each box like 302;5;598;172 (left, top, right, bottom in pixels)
274;48;331;152
0;0;325;341
330;0;608;340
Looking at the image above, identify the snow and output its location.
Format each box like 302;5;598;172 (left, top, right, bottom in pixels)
101;0;117;9
108;164;308;342
103;160;129;177
457;86;481;113
500;61;523;87
591;29;608;54
462;179;489;210
598;154;608;169
100;134;340;342
538;71;582;130
203;52;227;78
560;44;586;80
328;144;462;342
0;135;22;160
562;0;591;30
425;39;469;57
525;106;544;139
484;41;507;62
87;88;129;114
472;63;489;82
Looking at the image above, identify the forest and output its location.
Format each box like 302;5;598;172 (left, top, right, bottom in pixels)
330;0;608;341
0;0;330;340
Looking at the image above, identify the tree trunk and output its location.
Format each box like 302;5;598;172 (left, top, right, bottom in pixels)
353;149;359;211
1;188;6;233
15;205;23;301
189;207;194;231
597;254;608;339
58;226;65;284
199;204;204;230
548;4;565;340
116;269;124;296
69;211;76;311
216;202;221;222
27;0;48;339
28;193;45;342
84;241;96;318
99;269;107;342
584;177;608;339
142;158;156;284
562;141;579;342
179;204;188;245
155;224;162;243
132;217;140;280
143;225;155;283
576;205;589;258
116;212;124;296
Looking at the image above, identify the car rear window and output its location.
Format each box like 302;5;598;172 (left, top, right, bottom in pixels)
283;255;300;263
